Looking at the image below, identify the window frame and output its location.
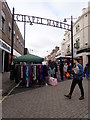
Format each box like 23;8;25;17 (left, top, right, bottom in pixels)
8;22;11;40
76;24;80;33
17;36;18;47
1;10;6;33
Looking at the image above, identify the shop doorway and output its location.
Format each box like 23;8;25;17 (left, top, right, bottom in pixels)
4;51;9;72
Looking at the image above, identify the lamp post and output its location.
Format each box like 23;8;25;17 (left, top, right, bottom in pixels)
24;22;33;55
24;22;26;55
10;7;14;80
71;16;73;67
63;16;77;67
11;7;14;66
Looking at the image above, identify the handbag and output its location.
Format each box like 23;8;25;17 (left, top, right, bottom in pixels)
66;72;70;78
49;77;57;86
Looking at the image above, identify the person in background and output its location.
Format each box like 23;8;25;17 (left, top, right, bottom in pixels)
67;63;72;78
53;61;57;78
84;63;88;77
59;59;64;81
48;60;56;78
64;58;84;100
84;63;89;79
64;62;68;78
43;65;49;86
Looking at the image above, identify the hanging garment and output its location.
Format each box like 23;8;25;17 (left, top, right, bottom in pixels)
26;66;29;87
36;65;40;84
33;65;36;81
86;69;89;79
22;65;26;85
39;65;42;85
30;65;33;86
21;65;23;79
29;66;31;86
43;65;48;77
41;65;43;81
18;65;21;81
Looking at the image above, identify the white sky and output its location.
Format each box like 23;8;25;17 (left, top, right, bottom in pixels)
6;0;89;57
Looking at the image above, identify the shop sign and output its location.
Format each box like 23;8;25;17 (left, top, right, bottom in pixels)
0;39;10;52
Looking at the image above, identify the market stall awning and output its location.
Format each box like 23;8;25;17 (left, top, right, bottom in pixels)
13;54;44;63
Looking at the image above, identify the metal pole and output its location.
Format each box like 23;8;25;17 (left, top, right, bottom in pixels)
24;22;26;55
71;16;73;67
10;7;14;80
11;7;14;65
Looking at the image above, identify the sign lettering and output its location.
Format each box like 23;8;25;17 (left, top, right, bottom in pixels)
14;14;71;31
0;39;10;52
47;19;51;26
56;21;59;27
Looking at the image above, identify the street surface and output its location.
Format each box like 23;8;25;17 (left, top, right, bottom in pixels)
2;79;88;118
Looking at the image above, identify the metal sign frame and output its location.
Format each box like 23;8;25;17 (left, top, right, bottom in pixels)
14;14;71;31
11;8;73;67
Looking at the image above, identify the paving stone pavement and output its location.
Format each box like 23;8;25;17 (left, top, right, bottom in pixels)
2;72;17;96
2;79;88;118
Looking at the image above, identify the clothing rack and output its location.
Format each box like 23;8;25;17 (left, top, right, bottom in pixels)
14;64;49;87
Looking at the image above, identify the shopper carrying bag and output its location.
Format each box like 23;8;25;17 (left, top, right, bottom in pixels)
64;58;84;100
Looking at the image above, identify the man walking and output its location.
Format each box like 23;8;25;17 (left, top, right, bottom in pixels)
64;58;84;100
59;59;64;81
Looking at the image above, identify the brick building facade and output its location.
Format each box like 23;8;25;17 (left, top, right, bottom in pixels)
45;46;59;61
0;1;24;72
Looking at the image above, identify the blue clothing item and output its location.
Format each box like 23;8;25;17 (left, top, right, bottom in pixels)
49;67;55;76
86;69;90;79
30;66;33;85
26;66;29;87
73;64;83;80
86;69;89;77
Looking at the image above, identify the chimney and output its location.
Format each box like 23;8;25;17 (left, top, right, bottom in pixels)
82;8;87;15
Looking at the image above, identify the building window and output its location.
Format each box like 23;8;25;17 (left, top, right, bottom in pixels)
76;24;80;33
74;43;76;48
68;34;70;39
76;40;80;49
74;38;80;49
1;10;5;32
19;40;20;49
8;23;11;40
22;45;24;52
21;43;22;51
17;36;18;47
14;31;15;44
85;14;87;17
67;44;70;53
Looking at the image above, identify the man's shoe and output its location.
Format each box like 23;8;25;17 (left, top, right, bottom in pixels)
79;96;84;100
64;94;71;99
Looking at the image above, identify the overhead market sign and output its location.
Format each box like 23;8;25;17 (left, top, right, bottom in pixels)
14;14;71;31
11;9;73;66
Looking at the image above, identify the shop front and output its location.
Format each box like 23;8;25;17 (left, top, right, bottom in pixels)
0;39;21;72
